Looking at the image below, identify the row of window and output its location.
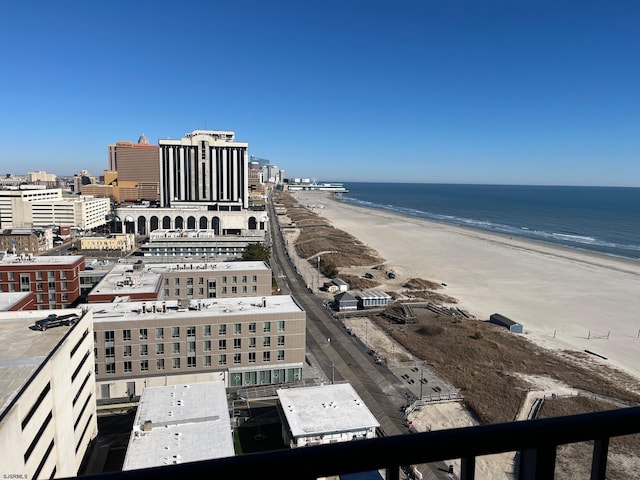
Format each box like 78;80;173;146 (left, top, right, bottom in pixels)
1;270;67;281
163;284;257;296
165;275;259;286
102;351;286;374
104;321;285;342
115;336;287;357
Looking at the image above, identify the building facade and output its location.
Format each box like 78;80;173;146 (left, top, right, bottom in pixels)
0;254;85;309
159;130;248;210
80;233;135;252
0;228;54;255
0;308;97;479
108;136;160;202
91;296;305;403
86;260;272;304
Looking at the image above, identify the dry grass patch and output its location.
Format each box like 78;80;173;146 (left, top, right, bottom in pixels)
373;310;640;425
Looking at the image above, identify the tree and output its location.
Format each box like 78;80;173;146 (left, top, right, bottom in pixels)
242;242;271;263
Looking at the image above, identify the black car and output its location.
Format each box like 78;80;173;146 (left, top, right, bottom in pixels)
34;313;80;331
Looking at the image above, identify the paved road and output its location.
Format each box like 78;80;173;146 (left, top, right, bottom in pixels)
267;197;454;480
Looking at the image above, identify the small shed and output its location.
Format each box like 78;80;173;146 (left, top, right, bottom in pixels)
332;278;349;292
356;290;392;308
334;292;358;311
489;313;524;334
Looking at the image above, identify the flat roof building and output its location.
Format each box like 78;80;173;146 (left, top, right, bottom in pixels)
277;383;380;448
122;381;234;471
0;254;85;309
86;260;272;303
0;308;97;479
91;295;305;404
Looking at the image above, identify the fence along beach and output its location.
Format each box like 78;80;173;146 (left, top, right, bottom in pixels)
290;190;640;381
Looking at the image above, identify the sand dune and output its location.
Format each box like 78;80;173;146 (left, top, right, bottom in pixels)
291;191;640;381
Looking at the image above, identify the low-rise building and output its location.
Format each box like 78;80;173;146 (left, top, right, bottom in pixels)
122;381;234;471
277;383;380;448
86;260;272;303
91;295;305;403
0;227;54;254
356;290;392;308
0;253;85;309
0;308;96;479
79;233;135;252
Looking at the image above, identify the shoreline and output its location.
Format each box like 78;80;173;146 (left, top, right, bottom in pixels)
289;191;640;381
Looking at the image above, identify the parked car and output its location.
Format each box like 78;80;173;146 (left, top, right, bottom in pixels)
34;313;80;331
364;272;374;279
388;272;396;279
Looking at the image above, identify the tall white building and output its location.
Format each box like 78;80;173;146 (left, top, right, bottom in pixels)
0;308;97;479
0;188;110;230
159;130;249;210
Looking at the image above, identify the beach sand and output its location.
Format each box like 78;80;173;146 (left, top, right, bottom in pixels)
292;191;640;381
286;191;640;479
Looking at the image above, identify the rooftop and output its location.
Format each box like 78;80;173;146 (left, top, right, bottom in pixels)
0;253;84;267
277;383;380;438
0;292;31;311
122;381;234;471
89;295;304;324
0;308;84;413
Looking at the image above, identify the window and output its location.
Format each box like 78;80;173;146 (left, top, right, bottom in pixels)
218;354;227;366
252;285;257;293
106;363;115;374
233;353;241;364
140;345;148;356
123;345;132;357
124;361;132;373
60;281;68;291
123;330;131;341
218;324;227;335
156;343;164;355
105;331;115;342
156;327;164;339
164;288;169;296
188;341;196;353
172;326;180;338
36;293;44;302
249;322;256;333
278;320;285;332
204;340;211;352
278;335;285;346
7;272;14;281
198;277;204;285
36;271;43;280
234;323;241;334
248;337;256;348
242;285;247;294
20;274;30;292
263;322;271;333
140;360;148;371
139;328;148;340
263;337;271;347
60;270;67;279
221;286;227;294
187;326;196;337
186;277;193;286
174;288;180;296
248;352;256;363
36;283;44;291
234;338;241;349
242;275;247;283
263;351;271;362
277;350;285;361
204;355;211;367
157;359;165;371
252;275;257;283
231;286;237;294
174;277;180;285
172;343;180;354
172;358;181;369
203;325;211;336
232;275;237;284
187;357;196;368
218;339;226;350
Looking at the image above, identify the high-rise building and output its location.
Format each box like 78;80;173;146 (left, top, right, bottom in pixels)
108;135;160;202
159;130;248;209
0;308;97;479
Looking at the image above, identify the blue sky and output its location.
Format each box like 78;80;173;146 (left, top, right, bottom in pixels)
0;0;638;186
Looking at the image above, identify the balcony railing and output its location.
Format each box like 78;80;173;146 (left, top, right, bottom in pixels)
75;406;640;480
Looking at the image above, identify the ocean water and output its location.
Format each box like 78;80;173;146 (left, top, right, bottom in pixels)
334;183;640;261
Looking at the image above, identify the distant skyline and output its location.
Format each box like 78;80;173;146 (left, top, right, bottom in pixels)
0;1;638;187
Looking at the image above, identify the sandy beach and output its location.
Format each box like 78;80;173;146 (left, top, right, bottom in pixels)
290;191;640;381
